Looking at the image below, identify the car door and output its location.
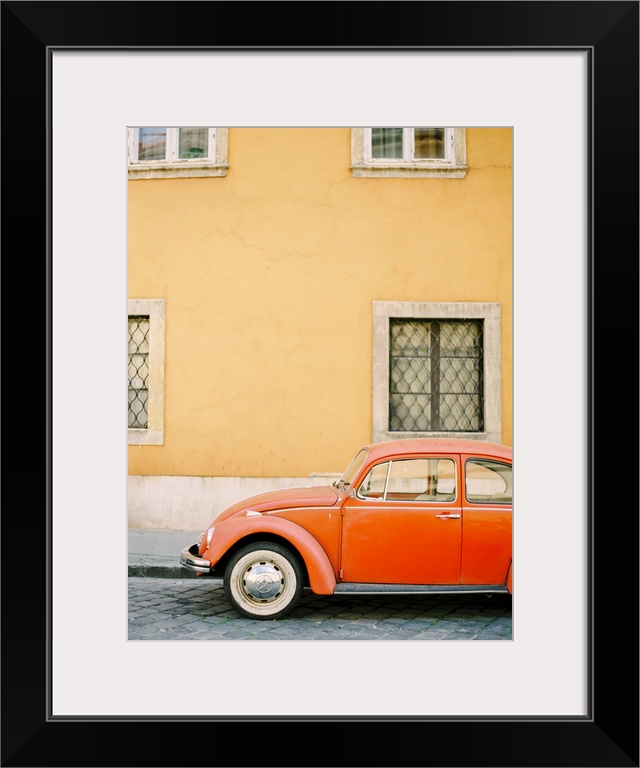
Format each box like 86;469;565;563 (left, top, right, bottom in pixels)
460;455;513;585
340;455;462;584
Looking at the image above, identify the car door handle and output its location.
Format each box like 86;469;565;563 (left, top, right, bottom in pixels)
435;513;460;519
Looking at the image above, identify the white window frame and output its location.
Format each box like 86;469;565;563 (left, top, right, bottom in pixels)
372;301;502;443
351;127;467;178
127;127;228;179
128;299;165;445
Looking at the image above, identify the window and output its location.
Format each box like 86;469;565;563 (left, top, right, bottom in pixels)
338;447;369;489
466;459;512;503
127;127;228;179
128;316;150;428
389;318;484;433
373;302;502;443
357;462;390;499
387;458;456;501
128;299;165;445
351;127;467;178
357;458;457;502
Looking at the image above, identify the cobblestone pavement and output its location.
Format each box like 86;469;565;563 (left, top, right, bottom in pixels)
128;577;512;641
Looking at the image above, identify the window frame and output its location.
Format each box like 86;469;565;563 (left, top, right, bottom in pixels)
351;127;468;178
127;127;229;179
128;299;166;445
372;301;502;443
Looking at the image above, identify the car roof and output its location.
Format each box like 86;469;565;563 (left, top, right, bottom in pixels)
363;438;512;463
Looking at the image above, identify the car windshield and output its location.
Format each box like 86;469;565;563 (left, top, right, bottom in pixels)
335;448;369;490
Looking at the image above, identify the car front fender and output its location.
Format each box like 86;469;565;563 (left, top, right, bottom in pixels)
506;560;513;593
205;514;337;595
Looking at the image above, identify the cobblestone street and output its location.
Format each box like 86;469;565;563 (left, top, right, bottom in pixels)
128;577;513;641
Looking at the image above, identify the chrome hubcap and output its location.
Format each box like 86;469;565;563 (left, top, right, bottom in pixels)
242;560;284;602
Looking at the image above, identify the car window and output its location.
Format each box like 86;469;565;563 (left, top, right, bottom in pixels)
337;448;369;489
388;458;456;501
358;458;456;501
465;459;512;502
357;462;389;498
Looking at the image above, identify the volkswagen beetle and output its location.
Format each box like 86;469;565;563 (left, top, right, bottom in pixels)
180;438;512;619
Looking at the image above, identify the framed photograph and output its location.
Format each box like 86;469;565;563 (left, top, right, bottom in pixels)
3;2;637;766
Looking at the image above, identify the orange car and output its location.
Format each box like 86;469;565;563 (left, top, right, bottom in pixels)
180;438;512;619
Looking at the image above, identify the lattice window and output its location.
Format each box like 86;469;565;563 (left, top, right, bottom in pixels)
128;316;150;429
389;319;484;432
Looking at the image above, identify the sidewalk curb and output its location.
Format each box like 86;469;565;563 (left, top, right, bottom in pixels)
128;565;197;579
128;565;224;582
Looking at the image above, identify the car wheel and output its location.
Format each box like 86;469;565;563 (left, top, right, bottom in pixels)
224;542;304;620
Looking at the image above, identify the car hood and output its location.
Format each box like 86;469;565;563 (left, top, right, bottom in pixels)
215;485;340;523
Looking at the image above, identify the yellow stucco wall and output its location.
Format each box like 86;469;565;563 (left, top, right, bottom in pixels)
128;127;512;478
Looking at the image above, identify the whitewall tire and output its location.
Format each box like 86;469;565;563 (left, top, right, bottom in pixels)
223;542;304;620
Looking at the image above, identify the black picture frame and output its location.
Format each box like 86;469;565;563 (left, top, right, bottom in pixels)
2;2;638;766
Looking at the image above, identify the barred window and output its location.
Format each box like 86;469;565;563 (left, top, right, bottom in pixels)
372;302;502;444
128;299;165;445
128;316;150;429
389;319;484;432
